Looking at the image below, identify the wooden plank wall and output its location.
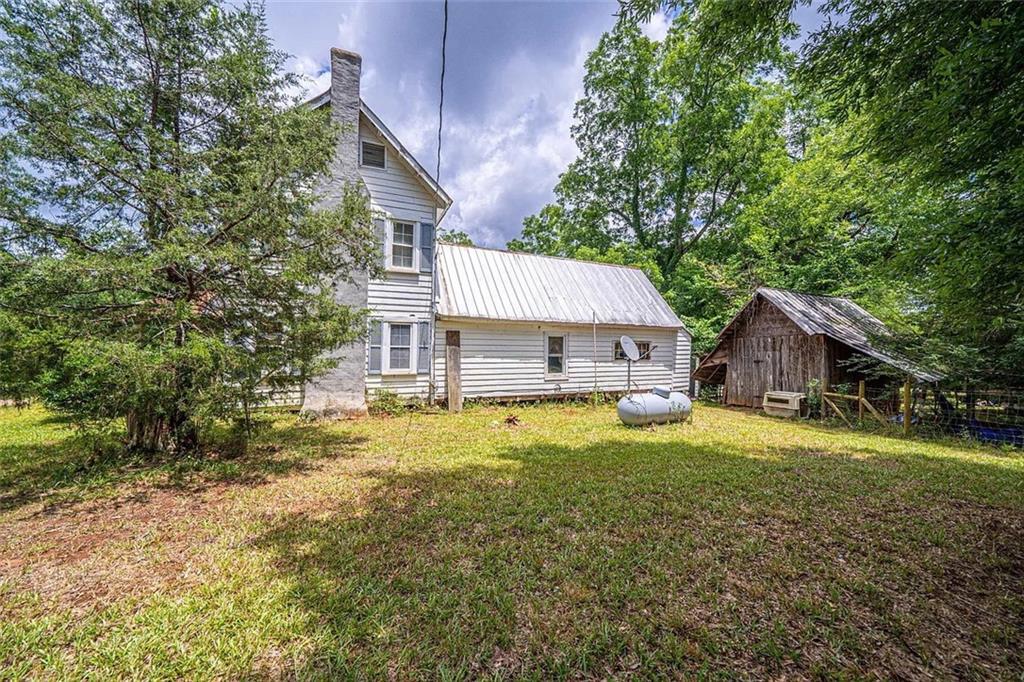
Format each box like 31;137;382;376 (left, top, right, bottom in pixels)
724;297;825;407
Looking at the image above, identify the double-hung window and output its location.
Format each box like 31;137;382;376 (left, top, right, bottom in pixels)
545;334;566;378
388;323;412;372
369;320;421;375
391;221;415;269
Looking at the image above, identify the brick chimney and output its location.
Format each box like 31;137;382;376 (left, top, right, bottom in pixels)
301;48;369;418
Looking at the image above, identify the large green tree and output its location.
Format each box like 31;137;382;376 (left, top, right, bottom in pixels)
0;0;376;452
803;0;1024;380
621;0;1024;378
512;14;792;281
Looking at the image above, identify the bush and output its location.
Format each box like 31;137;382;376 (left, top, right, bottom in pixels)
369;390;409;417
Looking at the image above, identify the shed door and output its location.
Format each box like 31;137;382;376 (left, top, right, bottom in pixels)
727;337;774;407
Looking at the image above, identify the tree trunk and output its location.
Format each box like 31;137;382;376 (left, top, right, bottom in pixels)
126;408;197;453
126;410;172;452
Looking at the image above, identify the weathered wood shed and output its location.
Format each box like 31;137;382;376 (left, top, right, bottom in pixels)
693;288;939;408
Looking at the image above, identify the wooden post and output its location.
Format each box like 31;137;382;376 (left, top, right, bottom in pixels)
445;330;462;413
903;376;912;436
858;380;865;423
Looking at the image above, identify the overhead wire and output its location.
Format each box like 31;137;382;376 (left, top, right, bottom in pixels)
436;0;448;184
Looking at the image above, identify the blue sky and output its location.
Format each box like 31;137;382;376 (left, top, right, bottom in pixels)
266;1;828;248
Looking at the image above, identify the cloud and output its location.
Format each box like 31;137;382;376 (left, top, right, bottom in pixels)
268;0;620;247
440;40;593;246
640;10;671;42
284;54;331;102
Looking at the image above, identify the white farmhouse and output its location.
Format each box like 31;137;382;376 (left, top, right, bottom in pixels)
302;48;691;416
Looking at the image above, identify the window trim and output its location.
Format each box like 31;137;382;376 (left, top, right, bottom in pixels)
390;220;416;270
544;332;568;379
385;218;419;273
614;340;652;362
382;320;417;375
360;139;386;169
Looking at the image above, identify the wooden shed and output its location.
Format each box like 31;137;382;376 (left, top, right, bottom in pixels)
693;288;939;408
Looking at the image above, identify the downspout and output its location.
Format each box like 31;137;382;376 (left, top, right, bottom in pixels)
428;209;439;404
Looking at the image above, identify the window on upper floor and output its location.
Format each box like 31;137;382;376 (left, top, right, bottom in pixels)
361;141;385;169
391;221;415;269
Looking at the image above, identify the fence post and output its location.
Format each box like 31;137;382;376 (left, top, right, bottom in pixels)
903;376;912;436
858;380;865;423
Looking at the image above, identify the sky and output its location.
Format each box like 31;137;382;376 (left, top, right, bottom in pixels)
265;0;828;248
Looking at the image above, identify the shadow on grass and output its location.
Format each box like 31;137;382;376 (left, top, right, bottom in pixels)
253;434;1024;679
0;416;367;514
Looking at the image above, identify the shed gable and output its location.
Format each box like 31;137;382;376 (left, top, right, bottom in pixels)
730;296;806;339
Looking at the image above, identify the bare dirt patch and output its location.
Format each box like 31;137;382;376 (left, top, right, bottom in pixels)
0;484;229;615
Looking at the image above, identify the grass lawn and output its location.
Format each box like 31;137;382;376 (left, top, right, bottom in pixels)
1;402;1022;679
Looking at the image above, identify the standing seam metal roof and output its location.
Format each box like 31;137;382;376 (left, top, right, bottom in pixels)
435;244;685;329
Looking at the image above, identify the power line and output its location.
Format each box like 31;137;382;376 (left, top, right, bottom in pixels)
436;0;448;184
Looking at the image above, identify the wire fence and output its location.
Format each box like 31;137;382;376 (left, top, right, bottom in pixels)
698;379;1024;447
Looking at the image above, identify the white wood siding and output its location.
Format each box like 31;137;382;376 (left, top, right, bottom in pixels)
359;115;438;400
673;328;692;392
434;319;691;400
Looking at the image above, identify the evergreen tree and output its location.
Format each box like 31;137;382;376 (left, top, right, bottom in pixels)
0;0;376;451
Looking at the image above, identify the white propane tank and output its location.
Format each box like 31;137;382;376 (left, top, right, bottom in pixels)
617;386;692;426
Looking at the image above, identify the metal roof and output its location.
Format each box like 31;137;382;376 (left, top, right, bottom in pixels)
435;244;685;329
700;287;940;382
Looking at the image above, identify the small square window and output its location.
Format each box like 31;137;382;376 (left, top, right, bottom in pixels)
614;340;651;361
361;141;385;168
391;221;415;269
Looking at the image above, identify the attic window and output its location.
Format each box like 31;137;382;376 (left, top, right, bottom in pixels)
361;141;385;168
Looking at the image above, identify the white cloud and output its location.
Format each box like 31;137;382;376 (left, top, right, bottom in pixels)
284;54;331;102
439;39;594;246
640;11;671;42
273;1;619;247
335;5;367;54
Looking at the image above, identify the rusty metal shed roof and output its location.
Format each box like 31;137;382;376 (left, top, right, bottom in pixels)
698;287;941;382
759;287;941;381
435;244;685;330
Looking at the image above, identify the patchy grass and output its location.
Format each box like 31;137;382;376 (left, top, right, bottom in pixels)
1;403;1022;679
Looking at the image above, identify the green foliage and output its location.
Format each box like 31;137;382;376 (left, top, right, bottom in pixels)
802;0;1024;381
436;227;474;246
0;0;377;452
804;378;822;417
510;3;896;355
518;13;792;281
368;389;409;417
617;0;1024;379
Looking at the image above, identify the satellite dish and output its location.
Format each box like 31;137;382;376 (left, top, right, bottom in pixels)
620;335;640;362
